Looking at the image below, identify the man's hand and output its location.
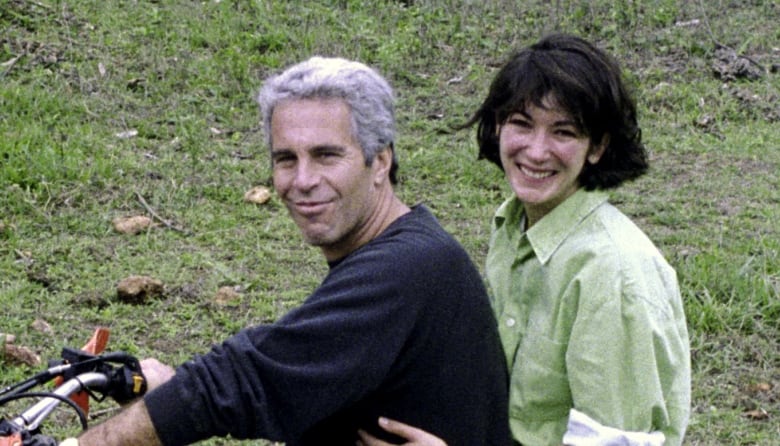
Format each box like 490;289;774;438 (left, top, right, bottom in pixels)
76;358;173;446
139;358;175;392
116;358;174;407
356;417;447;446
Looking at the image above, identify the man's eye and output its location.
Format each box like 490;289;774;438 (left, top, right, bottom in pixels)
315;150;342;159
272;155;294;165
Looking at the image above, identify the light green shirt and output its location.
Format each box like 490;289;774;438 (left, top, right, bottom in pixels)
487;189;691;446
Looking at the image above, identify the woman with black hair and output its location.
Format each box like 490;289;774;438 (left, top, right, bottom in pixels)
360;34;691;446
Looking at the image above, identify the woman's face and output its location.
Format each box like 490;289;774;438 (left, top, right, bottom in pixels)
497;97;605;227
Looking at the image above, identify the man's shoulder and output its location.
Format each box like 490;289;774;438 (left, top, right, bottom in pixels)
366;205;470;265
325;206;482;295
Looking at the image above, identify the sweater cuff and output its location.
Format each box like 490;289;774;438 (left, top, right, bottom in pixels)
144;379;209;445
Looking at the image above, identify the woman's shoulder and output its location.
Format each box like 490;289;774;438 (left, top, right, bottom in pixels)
568;202;681;314
575;201;663;260
553;201;676;289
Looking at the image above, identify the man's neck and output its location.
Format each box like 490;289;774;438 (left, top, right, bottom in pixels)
321;189;410;262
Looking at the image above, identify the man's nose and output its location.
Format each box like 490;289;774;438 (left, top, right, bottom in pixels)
292;160;320;191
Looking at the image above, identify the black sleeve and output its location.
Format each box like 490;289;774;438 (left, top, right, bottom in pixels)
144;243;424;445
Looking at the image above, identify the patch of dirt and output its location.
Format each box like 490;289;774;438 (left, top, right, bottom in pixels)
70;290;112;310
712;46;765;81
692;333;780;418
1;0;90;80
168;282;206;303
651;151;778;203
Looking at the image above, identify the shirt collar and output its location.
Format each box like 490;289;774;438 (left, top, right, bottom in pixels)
494;189;609;265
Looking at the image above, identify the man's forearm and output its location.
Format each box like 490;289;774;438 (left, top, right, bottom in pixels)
78;399;164;446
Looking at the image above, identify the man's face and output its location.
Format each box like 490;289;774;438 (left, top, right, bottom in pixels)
270;98;385;261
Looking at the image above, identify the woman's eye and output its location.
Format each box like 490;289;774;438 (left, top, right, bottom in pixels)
556;127;580;138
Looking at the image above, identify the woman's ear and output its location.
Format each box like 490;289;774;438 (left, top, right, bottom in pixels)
588;134;609;164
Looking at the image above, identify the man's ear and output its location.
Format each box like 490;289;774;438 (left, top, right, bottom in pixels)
372;145;394;185
588;134;609;164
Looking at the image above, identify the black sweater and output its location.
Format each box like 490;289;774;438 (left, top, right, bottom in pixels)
145;206;510;445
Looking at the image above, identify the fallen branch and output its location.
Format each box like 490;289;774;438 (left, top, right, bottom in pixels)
135;191;190;235
89;407;121;420
1;53;24;77
27;0;53;10
696;0;767;74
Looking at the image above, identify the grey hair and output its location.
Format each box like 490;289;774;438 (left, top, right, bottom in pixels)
256;56;398;183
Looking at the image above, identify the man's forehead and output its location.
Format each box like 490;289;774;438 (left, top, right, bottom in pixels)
273;96;350;114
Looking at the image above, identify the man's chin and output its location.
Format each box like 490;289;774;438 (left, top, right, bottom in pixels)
300;230;334;247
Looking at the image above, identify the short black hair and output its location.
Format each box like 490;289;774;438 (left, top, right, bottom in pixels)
465;33;648;189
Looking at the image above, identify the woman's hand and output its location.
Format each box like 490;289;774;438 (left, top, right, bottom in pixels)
356;417;447;446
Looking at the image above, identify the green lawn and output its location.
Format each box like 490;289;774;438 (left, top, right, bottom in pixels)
2;1;778;444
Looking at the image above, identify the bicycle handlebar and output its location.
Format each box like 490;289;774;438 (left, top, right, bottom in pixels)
0;328;148;445
12;373;110;432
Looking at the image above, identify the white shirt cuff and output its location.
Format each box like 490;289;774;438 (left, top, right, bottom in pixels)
562;408;665;446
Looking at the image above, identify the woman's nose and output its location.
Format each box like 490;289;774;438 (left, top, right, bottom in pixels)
523;130;551;160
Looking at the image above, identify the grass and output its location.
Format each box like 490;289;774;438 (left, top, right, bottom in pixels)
1;0;779;444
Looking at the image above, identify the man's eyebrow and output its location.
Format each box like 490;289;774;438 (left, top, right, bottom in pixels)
270;144;347;156
271;147;293;156
311;144;347;153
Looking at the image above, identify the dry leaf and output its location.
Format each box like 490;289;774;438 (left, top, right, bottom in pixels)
675;19;701;27
14;249;32;260
244;186;272;205
14;249;33;266
2;333;16;344
695;114;715;128
117;275;164;304
127;77;145;90
31;318;53;334
98;62;107;77
214;286;241;306
749;382;773;393
3;343;41;367
113;215;154;234
115;129;139;139
743;408;770;420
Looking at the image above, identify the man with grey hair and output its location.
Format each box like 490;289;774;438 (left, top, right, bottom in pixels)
72;56;510;446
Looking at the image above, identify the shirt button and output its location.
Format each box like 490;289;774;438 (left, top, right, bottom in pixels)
506;317;516;327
